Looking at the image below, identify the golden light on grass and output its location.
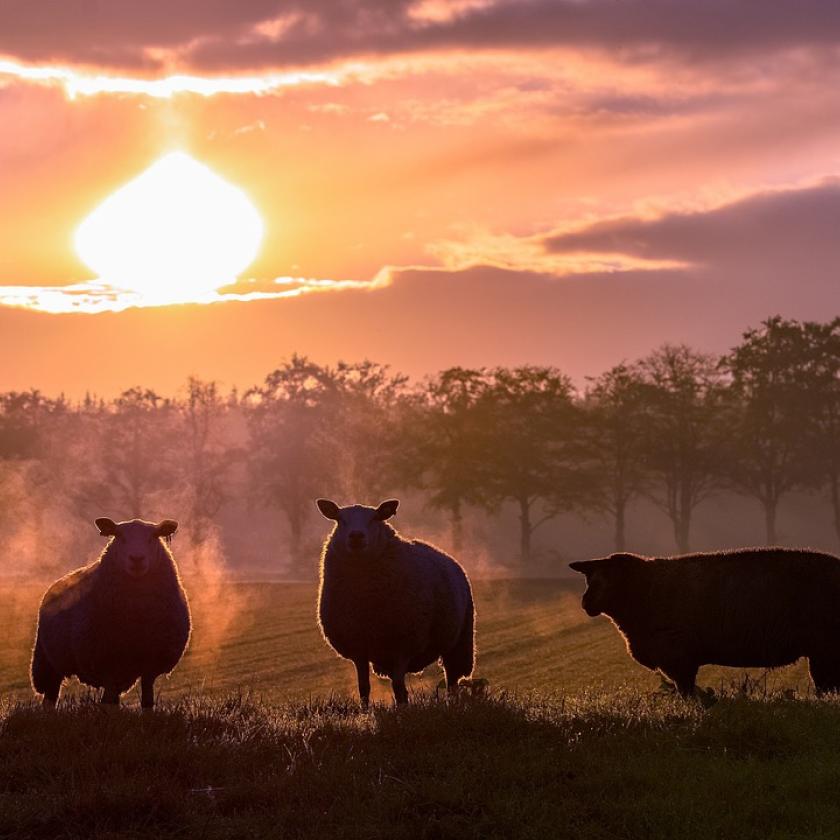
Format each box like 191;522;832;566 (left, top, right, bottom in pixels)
74;152;263;304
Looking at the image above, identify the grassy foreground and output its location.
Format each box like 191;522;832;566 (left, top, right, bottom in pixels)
3;689;840;839
0;579;832;839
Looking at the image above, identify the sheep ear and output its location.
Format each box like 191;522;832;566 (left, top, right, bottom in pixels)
568;561;593;576
156;519;178;538
317;499;340;520
374;499;399;521
95;518;118;537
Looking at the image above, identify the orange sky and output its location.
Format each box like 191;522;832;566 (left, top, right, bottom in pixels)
2;1;840;395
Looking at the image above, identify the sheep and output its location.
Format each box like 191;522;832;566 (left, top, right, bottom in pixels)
31;517;191;709
570;548;840;697
316;498;475;706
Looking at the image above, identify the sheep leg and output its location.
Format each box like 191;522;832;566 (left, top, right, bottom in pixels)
31;641;62;709
808;657;840;695
101;686;120;706
353;660;371;708
442;603;475;694
140;675;156;710
391;668;409;705
660;663;698;698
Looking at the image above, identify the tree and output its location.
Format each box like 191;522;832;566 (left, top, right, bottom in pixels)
474;366;588;565
721;317;815;544
245;356;340;573
798;318;840;546
399;368;490;552
0;389;60;461
176;377;240;548
70;388;177;518
583;363;650;551
639;345;726;553
329;360;409;501
245;357;408;573
0;391;69;573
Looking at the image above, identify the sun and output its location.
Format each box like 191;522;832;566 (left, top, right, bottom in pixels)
74;152;263;304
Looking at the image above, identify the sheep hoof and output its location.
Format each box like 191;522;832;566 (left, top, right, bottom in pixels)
442;677;488;700
459;677;489;698
656;677;677;695
696;687;717;707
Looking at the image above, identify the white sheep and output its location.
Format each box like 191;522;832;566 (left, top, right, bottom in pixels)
316;499;475;705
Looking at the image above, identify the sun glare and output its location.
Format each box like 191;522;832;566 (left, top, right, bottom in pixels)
74;152;263;304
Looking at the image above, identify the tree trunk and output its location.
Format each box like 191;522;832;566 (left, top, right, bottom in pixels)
287;507;305;576
450;499;463;554
764;498;778;545
674;480;692;554
614;501;626;552
674;514;691;554
518;497;532;565
830;474;840;549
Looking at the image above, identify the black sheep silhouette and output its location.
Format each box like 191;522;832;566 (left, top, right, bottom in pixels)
571;548;840;696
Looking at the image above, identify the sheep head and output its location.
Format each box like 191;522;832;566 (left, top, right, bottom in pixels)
316;499;398;558
569;553;645;617
95;517;178;578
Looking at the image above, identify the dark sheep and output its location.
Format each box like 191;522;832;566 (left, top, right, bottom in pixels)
316;498;475;706
570;548;840;696
31;517;191;708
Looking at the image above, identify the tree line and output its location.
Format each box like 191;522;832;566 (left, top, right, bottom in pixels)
1;316;838;574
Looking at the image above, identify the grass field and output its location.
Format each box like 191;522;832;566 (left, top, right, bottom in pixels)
0;578;831;839
0;578;815;703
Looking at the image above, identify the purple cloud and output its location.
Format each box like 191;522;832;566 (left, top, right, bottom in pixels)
3;1;840;72
544;180;840;271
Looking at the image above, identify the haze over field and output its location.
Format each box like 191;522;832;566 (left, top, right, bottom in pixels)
2;1;840;395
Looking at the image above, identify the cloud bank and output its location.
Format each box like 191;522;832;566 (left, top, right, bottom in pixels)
3;1;840;73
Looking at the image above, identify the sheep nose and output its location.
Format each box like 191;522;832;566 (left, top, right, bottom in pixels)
129;554;145;566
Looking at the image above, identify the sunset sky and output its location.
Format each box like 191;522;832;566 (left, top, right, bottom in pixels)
1;0;839;396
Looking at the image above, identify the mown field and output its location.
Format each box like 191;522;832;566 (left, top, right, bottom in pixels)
0;578;832;840
0;578;815;702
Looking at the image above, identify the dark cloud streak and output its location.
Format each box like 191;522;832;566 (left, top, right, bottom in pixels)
545;180;840;270
3;1;840;73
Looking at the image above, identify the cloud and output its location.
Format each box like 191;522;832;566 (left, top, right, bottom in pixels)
421;227;685;276
0;57;338;98
2;179;838;315
1;259;836;398
0;275;386;314
544;179;840;271
3;1;840;74
182;1;840;73
0;178;837;394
